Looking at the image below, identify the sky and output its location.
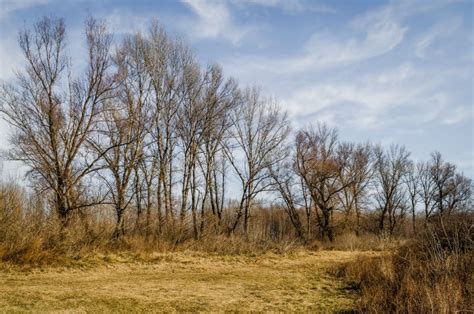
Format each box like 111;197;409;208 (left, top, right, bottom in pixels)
0;0;473;179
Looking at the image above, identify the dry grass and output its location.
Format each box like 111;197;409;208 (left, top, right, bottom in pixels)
0;250;372;312
336;220;474;313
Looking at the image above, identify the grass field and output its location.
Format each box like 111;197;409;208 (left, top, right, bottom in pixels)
0;250;374;312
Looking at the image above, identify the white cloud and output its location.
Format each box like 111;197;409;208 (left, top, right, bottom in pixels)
301;16;406;69
232;0;336;13
223;5;407;82
180;0;335;45
279;62;470;130
102;8;155;36
181;0;251;45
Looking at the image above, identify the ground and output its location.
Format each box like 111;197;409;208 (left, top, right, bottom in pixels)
0;250;373;312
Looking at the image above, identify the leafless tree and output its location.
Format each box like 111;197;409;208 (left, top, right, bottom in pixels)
444;173;472;215
417;161;436;223
430;151;456;217
144;24;189;228
0;17;114;225
88;34;149;238
373;144;410;236
405;160;419;234
225;88;290;235
175;61;208;239
419;152;471;223
337;142;373;235
294;124;354;241
268;157;306;241
197;65;238;233
428;151;471;218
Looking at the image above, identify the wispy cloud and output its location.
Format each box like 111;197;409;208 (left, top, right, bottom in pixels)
282;57;471;129
180;0;336;45
224;5;407;81
102;8;154;35
181;0;251;45
231;0;336;13
220;0;471;138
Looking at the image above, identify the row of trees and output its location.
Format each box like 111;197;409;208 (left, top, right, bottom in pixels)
0;17;472;242
272;126;471;241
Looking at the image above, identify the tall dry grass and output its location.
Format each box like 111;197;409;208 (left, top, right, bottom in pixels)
0;182;309;265
337;216;473;313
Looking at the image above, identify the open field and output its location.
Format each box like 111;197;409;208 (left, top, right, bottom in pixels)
0;250;374;312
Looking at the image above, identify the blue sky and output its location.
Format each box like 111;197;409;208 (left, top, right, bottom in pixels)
0;0;473;178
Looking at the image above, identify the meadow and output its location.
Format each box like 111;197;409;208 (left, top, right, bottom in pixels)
0;250;373;312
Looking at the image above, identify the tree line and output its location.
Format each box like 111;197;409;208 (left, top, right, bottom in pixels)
0;17;472;242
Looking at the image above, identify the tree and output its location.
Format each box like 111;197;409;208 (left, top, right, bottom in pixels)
405;160;419;235
429;151;471;218
175;61;207;239
373;144;410;236
144;24;188;228
294;124;354;241
197;65;238;232
430;151;456;217
225;88;290;235
0;17;114;225
337;143;373;235
268;157;306;241
417;161;436;223
89;34;149;238
444;173;471;215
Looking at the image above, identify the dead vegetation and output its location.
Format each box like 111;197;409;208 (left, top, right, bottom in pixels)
337;217;473;313
0;250;369;312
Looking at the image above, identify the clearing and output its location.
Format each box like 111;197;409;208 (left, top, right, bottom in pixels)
0;250;373;312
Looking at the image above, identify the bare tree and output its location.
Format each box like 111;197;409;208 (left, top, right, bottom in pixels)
417;161;436;223
444;173;472;215
197;65;238;233
144;24;189;228
175;61;207;239
337;143;373;235
225;88;290;235
373;144;410;236
294;124;354;241
268;157;306;241
89;34;149;238
0;17;114;225
430;151;456;217
405;160;419;235
428;151;471;218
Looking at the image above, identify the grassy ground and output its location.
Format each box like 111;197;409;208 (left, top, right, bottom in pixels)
0;250;375;312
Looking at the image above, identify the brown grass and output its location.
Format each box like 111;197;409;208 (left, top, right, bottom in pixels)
336;219;474;313
0;250;370;312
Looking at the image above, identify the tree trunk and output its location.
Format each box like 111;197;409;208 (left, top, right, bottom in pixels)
113;209;125;239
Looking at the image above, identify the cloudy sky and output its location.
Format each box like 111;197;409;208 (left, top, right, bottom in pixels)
0;0;473;178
